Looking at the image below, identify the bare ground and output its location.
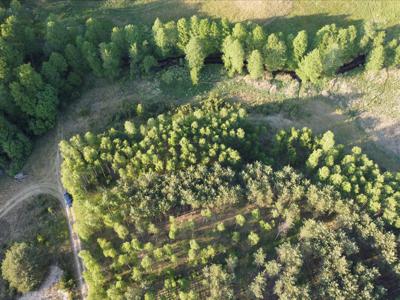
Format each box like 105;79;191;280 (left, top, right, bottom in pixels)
19;266;68;300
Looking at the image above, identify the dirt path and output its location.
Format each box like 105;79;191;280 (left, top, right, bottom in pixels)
0;121;87;299
19;266;68;300
0;78;145;299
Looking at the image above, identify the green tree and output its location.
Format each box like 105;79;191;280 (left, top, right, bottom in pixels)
235;214;246;227
264;33;287;71
10;63;58;134
44;16;70;54
0;114;32;174
366;45;385;71
202;264;233;300
296;49;324;84
81;40;103;77
251;25;266;50
177;18;190;51
142;55;157;74
247;49;264;79
1;242;47;293
222;36;245;76
292;30;308;65
248;231;260;246
100;42;121;79
41;52;68;90
185;36;206;84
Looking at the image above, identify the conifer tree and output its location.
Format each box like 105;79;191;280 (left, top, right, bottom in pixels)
247;49;264;79
185;36;206;84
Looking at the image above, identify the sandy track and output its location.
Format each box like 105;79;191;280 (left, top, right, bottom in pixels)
0;183;59;218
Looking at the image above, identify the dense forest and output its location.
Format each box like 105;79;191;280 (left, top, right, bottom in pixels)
1;0;400;174
60;97;400;299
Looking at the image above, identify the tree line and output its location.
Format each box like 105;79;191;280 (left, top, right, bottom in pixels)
1;0;400;174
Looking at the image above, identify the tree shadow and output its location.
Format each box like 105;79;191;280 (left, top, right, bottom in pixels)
260;13;364;35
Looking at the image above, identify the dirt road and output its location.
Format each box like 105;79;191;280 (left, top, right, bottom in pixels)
0;122;87;299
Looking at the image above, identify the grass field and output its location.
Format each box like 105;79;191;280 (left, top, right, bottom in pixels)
31;0;400;37
29;0;293;24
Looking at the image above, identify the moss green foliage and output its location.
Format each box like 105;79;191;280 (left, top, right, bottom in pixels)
1;242;47;293
60;98;400;299
222;36;245;77
185;37;206;84
247;50;264;79
0;113;32;175
296;49;324;84
273;127;400;228
263;33;287;71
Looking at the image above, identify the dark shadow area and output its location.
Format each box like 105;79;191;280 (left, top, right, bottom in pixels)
337;54;366;74
383;23;400;40
263;13;364;36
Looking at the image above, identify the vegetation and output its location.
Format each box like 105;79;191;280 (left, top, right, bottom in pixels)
0;195;74;298
61;98;400;299
1;1;400;299
1;242;47;293
1;0;400;175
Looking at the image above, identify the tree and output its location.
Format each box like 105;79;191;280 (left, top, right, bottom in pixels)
202;264;233;300
185;36;206;84
1;242;47;293
0;114;32;174
10;63;58;135
111;26;126;54
41;52;68;90
296;49;324;84
44;16;70;54
264;33;287;71
254;248;266;267
141;255;153;272
235;214;246;227
100;41;121;79
153;20;178;58
177;18;190;51
222;36;245;76
81;40;103;77
216;222;225;232
366;45;385;71
394;45;400;66
247;49;264;79
65;43;86;74
232;22;247;43
248;231;260;246
84;17;111;45
292;30;308;65
142;55;157;74
250;273;266;299
251;25;266;50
